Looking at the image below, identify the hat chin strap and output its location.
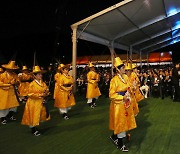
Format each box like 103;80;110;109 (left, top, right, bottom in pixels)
115;66;126;83
115;66;123;75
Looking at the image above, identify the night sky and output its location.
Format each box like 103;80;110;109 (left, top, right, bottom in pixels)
0;0;179;67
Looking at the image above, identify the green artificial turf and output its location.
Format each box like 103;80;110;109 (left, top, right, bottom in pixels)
0;96;180;154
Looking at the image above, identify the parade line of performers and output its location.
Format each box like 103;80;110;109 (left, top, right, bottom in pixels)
0;57;145;152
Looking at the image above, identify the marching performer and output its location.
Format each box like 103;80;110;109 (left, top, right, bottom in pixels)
53;64;64;99
18;66;33;103
109;57;136;152
0;61;20;125
86;62;101;108
131;64;144;102
21;66;50;136
125;63;139;116
54;65;76;120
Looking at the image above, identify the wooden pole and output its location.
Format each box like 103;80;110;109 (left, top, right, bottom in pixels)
71;26;77;93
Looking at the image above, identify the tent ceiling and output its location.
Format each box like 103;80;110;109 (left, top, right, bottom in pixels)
72;0;180;54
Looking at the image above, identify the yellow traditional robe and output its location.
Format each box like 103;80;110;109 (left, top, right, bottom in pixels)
21;80;50;126
54;73;76;108
86;71;101;98
109;74;136;135
0;71;19;110
128;73;139;116
18;73;33;96
53;72;61;99
131;72;144;102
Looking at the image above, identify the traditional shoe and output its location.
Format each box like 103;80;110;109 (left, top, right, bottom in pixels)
9;116;16;121
90;104;95;109
109;135;118;145
7;111;16;121
33;131;41;136
92;98;96;107
1;119;7;125
64;115;70;120
62;113;69;120
118;145;128;152
93;103;96;107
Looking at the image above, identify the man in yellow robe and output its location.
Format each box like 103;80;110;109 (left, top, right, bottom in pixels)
125;63;139;116
0;61;20;125
21;66;50;136
54;65;76;120
109;57;136;152
131;64;144;102
18;66;33;103
53;64;64;99
86;62;101;108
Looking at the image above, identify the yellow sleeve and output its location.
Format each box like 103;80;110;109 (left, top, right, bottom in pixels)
28;82;42;98
133;73;140;87
87;72;96;84
59;77;71;91
0;74;10;87
109;78;124;102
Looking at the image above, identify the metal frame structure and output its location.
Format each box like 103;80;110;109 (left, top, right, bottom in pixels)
71;0;180;91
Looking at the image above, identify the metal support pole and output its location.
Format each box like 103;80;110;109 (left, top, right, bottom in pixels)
130;46;133;61
140;50;142;70
71;26;77;92
109;42;115;76
147;52;149;68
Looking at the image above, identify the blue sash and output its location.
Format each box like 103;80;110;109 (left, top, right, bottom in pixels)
117;91;127;96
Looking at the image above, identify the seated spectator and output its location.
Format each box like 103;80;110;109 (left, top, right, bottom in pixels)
140;72;149;98
139;72;144;87
152;72;160;97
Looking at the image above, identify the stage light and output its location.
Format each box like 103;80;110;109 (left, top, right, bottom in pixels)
170;37;180;44
174;40;177;43
173;21;180;30
167;7;178;17
172;29;179;37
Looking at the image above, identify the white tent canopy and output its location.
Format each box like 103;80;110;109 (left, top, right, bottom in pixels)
72;0;180;53
71;0;180;90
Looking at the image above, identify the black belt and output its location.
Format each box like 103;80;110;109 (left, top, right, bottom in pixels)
21;81;31;83
117;91;127;96
63;84;72;87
